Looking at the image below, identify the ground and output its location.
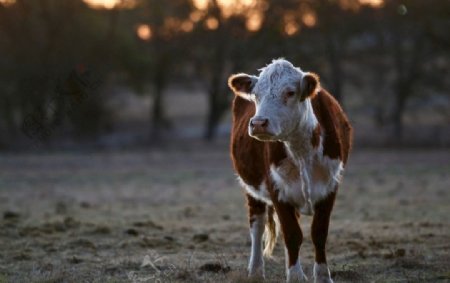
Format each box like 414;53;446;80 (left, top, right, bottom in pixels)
0;142;449;283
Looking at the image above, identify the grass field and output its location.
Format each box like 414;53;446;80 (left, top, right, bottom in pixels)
0;142;449;282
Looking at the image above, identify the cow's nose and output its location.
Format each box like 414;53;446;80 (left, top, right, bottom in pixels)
250;117;269;129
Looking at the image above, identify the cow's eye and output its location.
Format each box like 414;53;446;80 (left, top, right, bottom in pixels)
286;91;295;98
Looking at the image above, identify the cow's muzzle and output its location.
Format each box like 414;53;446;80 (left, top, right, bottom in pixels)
249;116;274;140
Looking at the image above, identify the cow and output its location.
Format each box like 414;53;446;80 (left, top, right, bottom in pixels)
228;59;352;283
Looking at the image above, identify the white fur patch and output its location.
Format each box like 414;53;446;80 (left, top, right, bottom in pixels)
270;163;311;214
313;263;333;283
309;156;343;204
299;98;319;133
248;214;265;278
270;154;343;215
237;177;273;205
285;250;308;282
254;59;305;99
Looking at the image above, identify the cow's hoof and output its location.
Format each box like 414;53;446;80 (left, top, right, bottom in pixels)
287;272;308;283
248;269;265;280
313;263;334;283
287;262;308;282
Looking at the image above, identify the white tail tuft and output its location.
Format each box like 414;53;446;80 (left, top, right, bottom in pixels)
263;206;278;257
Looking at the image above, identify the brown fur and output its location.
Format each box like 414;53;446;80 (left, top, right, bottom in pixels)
277;158;300;183
246;193;266;225
311;89;353;163
311;190;337;263
311;125;321;149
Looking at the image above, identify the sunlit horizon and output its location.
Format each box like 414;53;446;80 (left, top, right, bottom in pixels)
0;0;387;38
360;0;384;7
82;0;137;9
0;0;16;6
190;0;384;33
1;0;385;10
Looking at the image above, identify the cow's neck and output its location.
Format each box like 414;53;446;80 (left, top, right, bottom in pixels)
284;99;319;163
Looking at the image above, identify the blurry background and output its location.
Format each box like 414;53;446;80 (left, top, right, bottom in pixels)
0;1;449;282
0;0;449;149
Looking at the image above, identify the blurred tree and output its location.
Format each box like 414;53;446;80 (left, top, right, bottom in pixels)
377;0;449;142
194;1;248;140
134;0;193;140
188;0;268;140
0;0;448;148
0;0;112;146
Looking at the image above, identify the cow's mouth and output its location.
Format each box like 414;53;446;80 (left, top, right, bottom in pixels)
250;132;277;141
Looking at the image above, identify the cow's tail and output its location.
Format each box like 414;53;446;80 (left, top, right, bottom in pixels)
263;206;278;257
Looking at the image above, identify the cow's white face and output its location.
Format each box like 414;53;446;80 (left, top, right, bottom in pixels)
228;59;319;142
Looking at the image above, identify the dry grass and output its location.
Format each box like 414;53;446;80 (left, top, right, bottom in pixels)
0;142;449;282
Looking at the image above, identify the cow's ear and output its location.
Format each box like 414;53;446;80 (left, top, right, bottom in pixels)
228;73;258;101
300;72;320;101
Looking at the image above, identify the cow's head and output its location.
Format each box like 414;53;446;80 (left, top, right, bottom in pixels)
228;59;320;141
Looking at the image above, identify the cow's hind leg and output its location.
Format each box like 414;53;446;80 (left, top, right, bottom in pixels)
311;191;336;283
274;201;307;282
246;194;266;278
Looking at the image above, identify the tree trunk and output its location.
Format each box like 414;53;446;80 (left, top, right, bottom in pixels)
390;30;425;143
151;83;165;139
204;88;222;141
392;87;407;142
203;18;227;141
151;49;169;140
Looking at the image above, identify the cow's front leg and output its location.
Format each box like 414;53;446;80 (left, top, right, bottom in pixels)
274;200;307;282
246;194;266;278
311;191;336;283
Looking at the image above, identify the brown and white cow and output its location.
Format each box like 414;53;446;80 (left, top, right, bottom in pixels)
228;59;352;283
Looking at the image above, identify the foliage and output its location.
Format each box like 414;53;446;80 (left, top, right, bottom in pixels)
0;0;448;147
